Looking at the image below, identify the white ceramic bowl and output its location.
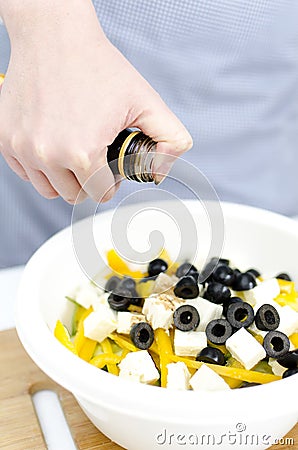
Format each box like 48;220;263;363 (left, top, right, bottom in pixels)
16;201;298;450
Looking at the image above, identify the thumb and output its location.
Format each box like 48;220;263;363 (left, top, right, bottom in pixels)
131;89;193;184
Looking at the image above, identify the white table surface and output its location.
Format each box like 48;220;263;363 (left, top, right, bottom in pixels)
1;266;77;450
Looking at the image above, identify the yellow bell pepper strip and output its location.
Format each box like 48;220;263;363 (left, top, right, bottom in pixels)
278;279;296;295
71;304;86;336
79;338;97;362
54;320;77;355
171;355;280;384
109;333;138;352
226;357;244;369
148;340;159;355
120;348;130;360
222;377;243;389
275;280;298;310
101;338;119;375
127;304;143;314
106;249;144;278
223;357;245;388
290;333;298;349
275;292;298;311
90;353;122;369
155;328;173;388
74;307;93;355
136;280;155;298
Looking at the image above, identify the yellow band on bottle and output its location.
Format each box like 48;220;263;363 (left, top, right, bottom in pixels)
118;131;141;178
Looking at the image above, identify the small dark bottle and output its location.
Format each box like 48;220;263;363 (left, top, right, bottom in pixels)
107;128;157;183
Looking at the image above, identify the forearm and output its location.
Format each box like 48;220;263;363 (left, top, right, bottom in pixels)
0;0;106;43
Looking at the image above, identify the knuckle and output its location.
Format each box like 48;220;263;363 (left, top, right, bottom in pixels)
71;151;92;172
33;143;50;164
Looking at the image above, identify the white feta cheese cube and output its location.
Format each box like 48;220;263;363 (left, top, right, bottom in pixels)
243;278;280;307
142;294;182;330
254;298;282;311
185;297;223;332
268;358;287;377
74;283;103;309
83;305;117;343
166;362;190;390
116;312;146;334
174;329;207;357
277;305;298;336
118;350;159;384
152;272;178;294
225;328;266;370
189;364;230;391
91;292;110;310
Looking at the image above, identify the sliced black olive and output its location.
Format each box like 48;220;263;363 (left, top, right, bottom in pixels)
277;349;298;369
174;275;200;299
199;258;218;285
196;347;225;365
176;262;199;281
204;282;231;304
105;275;121;292
199;258;230;285
118;276;136;291
173;304;200;331
218;258;230;266
232;272;257;291
129;294;143;306
222;296;243;317
205;319;233;345
282;368;298;378
276;273;292;282
255;304;280;331
148;258;168;277
263;331;290;358
246;268;261;278
130;322;154;350
116;277;140;304
226;301;254;329
210;257;230;266
108;288;131;311
212;265;235;287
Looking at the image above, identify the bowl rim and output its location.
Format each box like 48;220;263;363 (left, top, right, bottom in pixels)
15;201;298;418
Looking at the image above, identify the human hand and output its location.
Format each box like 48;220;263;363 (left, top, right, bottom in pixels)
0;0;192;203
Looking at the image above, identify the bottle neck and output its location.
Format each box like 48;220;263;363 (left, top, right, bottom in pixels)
107;129;156;183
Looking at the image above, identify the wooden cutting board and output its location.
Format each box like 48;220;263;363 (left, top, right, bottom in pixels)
0;328;297;450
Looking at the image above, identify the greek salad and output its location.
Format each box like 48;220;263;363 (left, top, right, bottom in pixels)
54;249;298;391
